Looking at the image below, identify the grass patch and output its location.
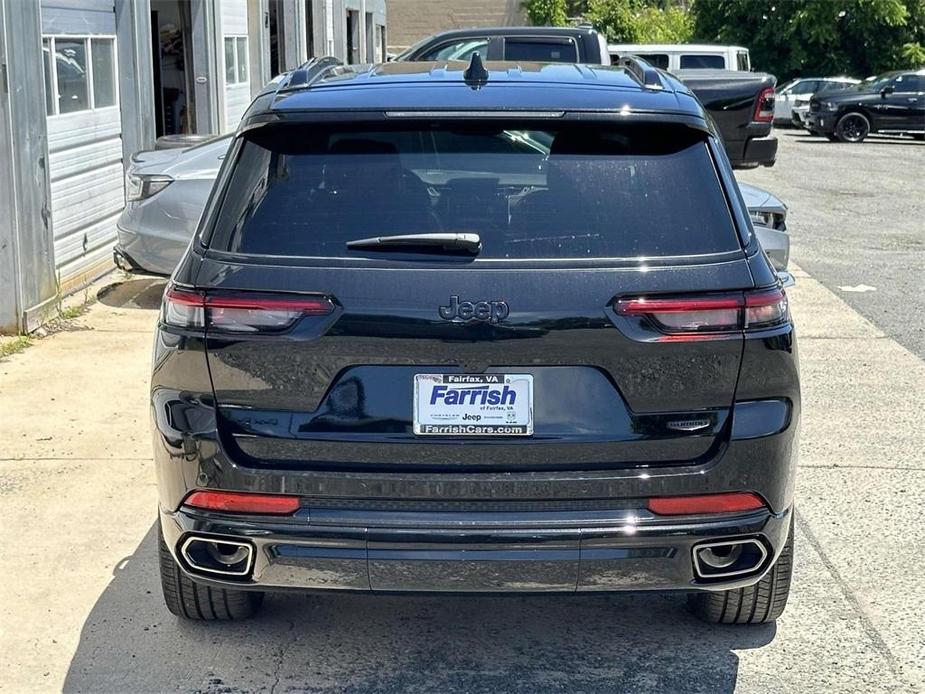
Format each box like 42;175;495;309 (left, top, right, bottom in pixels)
0;336;32;360
58;304;87;320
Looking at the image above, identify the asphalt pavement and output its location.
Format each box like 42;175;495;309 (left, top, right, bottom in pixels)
738;129;925;359
1;129;924;694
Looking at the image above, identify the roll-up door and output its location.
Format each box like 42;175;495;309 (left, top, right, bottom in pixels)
41;0;124;289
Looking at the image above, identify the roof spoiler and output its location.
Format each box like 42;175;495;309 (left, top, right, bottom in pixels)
615;55;664;90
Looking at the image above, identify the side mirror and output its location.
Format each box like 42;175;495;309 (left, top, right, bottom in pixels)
881;85;894;97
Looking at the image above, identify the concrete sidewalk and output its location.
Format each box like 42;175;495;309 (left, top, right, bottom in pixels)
1;270;923;693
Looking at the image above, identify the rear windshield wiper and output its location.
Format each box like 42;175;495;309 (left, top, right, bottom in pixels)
346;232;481;255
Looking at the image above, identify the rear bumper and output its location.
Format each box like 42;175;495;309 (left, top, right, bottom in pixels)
726;124;777;169
740;134;777;168
159;503;792;594
115;222;186;276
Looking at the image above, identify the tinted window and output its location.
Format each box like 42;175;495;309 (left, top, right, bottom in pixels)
636;53;669;69
504;39;579;63
821;81;852;92
893;74;923;92
679;54;725;69
209;124;738;260
421;39;488;62
791;80;820;95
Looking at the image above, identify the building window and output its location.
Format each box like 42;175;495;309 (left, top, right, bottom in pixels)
41;35;118;116
376;25;386;62
346;10;360;64
91;38;116;108
42;38;54;116
224;36;249;85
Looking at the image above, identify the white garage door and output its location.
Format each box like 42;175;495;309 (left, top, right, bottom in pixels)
221;0;251;131
41;0;124;289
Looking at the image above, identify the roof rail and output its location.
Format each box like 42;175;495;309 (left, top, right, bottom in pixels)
277;56;343;93
615;55;664;90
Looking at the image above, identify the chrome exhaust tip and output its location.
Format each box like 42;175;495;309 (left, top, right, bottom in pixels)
693;539;767;579
180;536;254;577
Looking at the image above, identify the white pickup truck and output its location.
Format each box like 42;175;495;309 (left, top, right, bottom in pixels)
607;43;751;72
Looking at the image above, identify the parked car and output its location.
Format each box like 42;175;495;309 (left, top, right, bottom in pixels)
115;133;790;276
805;69;925;142
608;43;750;71
774;76;859;125
153;56;799;625
393;26;611;64
675;69;778;168
399;30;777;169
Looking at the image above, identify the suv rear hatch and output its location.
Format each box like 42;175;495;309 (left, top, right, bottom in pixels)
186;120;763;472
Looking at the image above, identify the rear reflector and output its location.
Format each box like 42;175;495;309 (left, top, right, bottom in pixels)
162;286;335;332
647;492;766;516
615;288;788;339
184;490;301;515
753;87;775;123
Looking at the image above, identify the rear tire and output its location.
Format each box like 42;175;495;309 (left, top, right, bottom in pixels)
688;516;794;624
158;524;264;620
835;112;870;142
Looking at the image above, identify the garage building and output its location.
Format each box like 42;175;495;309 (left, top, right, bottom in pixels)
0;0;388;333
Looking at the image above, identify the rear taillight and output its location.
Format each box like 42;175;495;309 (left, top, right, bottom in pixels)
615;288;789;340
753;87;775;123
743;288;789;329
162;286;335;332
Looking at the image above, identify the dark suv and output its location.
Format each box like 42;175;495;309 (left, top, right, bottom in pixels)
806;69;925;142
153;56;799;624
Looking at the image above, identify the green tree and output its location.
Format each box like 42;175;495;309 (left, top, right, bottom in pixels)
692;0;925;80
523;0;570;26
582;0;694;42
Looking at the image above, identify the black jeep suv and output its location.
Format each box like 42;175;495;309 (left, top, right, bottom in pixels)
153;56;799;624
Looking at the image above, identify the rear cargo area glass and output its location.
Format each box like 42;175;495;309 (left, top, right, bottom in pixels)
209;123;739;259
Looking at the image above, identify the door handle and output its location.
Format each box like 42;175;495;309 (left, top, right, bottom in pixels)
907;97;918;103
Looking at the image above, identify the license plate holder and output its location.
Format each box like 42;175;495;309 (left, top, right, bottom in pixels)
413;374;534;436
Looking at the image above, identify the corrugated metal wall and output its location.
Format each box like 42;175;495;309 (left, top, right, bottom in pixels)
46;111;124;281
41;0;124;289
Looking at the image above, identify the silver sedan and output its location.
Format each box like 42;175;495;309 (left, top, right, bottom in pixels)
115;136;790;275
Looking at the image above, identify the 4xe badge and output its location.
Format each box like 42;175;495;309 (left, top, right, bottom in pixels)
439;296;509;324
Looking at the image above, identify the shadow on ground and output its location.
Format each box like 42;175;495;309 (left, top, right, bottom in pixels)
791;133;924;146
64;525;775;693
97;277;168;311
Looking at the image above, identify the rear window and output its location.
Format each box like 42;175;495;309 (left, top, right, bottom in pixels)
679;54;726;69
736;51;750;71
208;123;738;260
504;39;579;63
636;53;669;70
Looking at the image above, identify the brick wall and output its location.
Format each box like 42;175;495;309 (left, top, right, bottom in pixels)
387;0;526;51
